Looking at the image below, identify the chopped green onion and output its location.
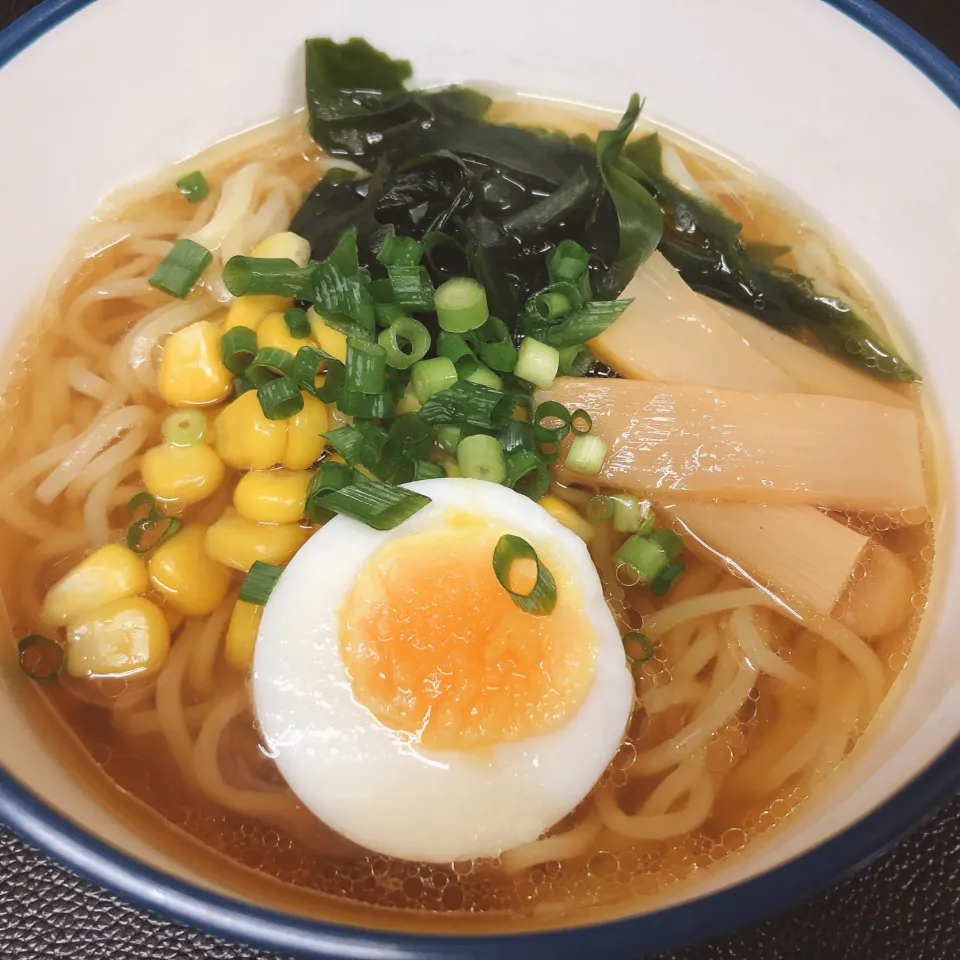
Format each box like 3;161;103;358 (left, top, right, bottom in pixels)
375;302;408;328
257;376;304;420
127;515;182;554
367;278;396;304
650;560;685;597
378;317;431;370
292;345;343;401
614;534;669;585
176;170;210;204
565;434;608;475
345;338;387;395
246;347;297;387
394;382;422;416
457;433;506;484
435;425;462;454
465;364;503;391
358;426;393;477
313;478;431;531
515;337;560;389
412;357;458;403
558;344;594;377
316;309;375;344
388;265;435;310
512;459;551;501
238;561;284;605
283;307;311;339
531;299;632;347
326;226;360;277
437;331;479;377
503;448;539;486
233;377;254;397
492;534;557;615
305;461;356;522
127;491;160;520
18;635;65;683
570;409;592;434
222;256;314;299
148;239;212;299
611;495;655;535
500;420;535;454
586;495;614;522
161;409;209;447
322;425;364;465
534;401;572;443
648;528;684;561
419;380;515;429
435;277;488;332
411;459;445;481
377;232;424;267
528;289;572;322
220;326;258;376
623;631;655;667
547;240;590;282
337;388;391;419
389;413;432;460
472;316;519;372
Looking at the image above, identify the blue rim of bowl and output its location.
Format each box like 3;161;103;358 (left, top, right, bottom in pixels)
0;0;958;957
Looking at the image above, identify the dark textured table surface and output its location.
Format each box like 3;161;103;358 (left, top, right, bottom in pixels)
1;1;959;958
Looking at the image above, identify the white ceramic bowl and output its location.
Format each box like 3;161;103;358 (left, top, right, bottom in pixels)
0;1;958;957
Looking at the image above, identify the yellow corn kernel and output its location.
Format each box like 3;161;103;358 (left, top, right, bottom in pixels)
214;390;287;469
539;494;594;543
158;320;233;407
308;308;347;363
222;294;293;333
252;231;311;267
205;510;311;572
141;442;225;505
257;310;307;356
162;603;185;635
283;393;329;470
225;600;263;672
42;544;147;627
234;469;311;524
148;525;233;615
66;597;170;679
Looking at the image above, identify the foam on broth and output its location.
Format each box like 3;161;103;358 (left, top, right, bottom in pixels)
0;100;937;926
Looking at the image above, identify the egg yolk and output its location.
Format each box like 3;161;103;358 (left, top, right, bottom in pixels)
340;525;598;750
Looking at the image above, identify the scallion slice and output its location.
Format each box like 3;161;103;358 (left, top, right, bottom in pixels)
534;401;572;443
565;434;608;475
221;326;258;376
437;331;479;377
648;528;684;561
570;409;592;434
18;634;65;683
412;357;458;403
516;337;560;389
586;495;615;522
375;302;408;328
410;459;446;481
246;347;297;387
610;495;654;535
149;239;212;299
388;265;435;311
419;380;515;429
499;420;535;455
239;561;283;605
345;338;387;395
378;317;431;370
492;534;557;615
389;413;432;460
435;424;462;454
322;425;364;465
457;433;506;484
614;535;669;585
465;364;503;391
292;345;343;401
547;240;590;282
176;170;210;204
531;299;632;347
257;376;304;420
650;560;685;597
305;461;356;522
623;631;655;668
161;409;208;447
222;256;314;299
377;233;425;268
558;344;593;377
337;388;392;419
284;307;311;339
472;316;519;373
313;478;431;531
127;515;182;554
435;277;488;333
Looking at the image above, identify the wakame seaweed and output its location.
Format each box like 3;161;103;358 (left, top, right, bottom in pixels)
622;133;919;382
296;37;917;382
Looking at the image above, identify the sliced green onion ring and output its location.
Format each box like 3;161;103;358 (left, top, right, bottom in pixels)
472;316;518;373
127;515;182;554
127;491;158;519
314;478;431;531
283;307;312;339
246;347;297;387
221;326;258;377
378;317;431;370
161;410;209;447
239;561;284;605
570;409;593;434
148;239;212;300
623;631;655;667
345;338;388;395
586;495;614;522
534;401;573;443
176;170;210;204
257;376;304;420
435;277;489;332
492;534;557;615
18;634;65;682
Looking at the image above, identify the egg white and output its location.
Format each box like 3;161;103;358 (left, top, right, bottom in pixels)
252;478;634;864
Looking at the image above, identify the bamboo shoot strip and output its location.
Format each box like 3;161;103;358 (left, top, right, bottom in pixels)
539;377;926;512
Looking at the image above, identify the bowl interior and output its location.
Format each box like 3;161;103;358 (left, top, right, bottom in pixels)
0;0;959;945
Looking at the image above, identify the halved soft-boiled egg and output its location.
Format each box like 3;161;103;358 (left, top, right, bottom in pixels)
253;477;634;863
